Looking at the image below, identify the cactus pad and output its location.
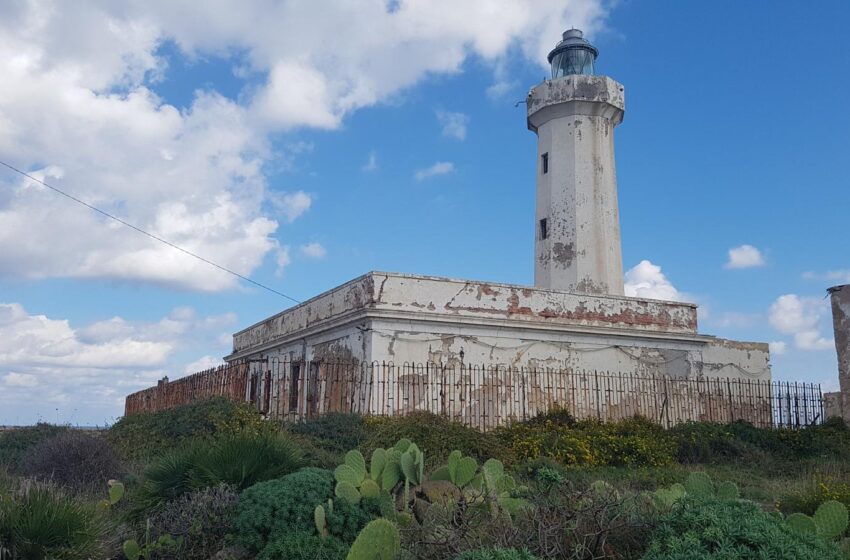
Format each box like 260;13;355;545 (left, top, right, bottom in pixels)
716;481;739;501
814;500;849;539
335;481;361;504
346;519;401;560
344;450;367;480
360;478;381;499
685;472;713;499
314;504;327;537
370;448;387;481
394;438;412;453
381;461;401;491
335;464;363;487
455;456;478;488
786;512;817;534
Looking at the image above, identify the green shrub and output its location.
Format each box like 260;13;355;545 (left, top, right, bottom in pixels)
497;416;675;468
780;475;850;516
235;467;336;551
257;532;348;560
140;432;303;508
290;413;367;454
18;430;124;491
454;549;541;560
108;398;270;459
364;412;512;468
668;422;761;464
0;484;108;559
643;499;842;559
523;404;576;428
190;432;303;489
0;423;68;469
146;484;239;560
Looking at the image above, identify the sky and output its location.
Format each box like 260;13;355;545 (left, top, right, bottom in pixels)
0;0;848;425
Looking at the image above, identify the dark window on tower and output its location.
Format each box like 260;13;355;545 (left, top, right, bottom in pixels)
541;153;549;174
539;218;549;240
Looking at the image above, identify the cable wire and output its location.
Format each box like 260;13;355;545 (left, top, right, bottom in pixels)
0;160;301;304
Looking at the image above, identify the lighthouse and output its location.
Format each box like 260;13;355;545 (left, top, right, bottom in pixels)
527;29;625;296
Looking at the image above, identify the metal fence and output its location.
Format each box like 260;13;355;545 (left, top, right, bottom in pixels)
125;359;824;430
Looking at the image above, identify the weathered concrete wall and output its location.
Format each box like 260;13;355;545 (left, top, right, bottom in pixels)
827;285;850;420
369;273;697;334
227;272;769;384
528;75;625;296
231;273;374;355
228;272;700;361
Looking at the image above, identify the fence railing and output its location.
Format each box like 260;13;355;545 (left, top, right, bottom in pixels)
124;363;249;416
125;359;824;430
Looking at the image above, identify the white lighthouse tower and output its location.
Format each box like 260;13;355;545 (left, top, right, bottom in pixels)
528;29;625;295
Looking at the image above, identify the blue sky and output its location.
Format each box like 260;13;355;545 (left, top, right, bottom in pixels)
0;1;847;425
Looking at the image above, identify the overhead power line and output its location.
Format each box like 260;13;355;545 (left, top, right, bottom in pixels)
0;160;301;304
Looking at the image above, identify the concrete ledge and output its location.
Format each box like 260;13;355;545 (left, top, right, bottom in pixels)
232;271;699;355
527;75;624;131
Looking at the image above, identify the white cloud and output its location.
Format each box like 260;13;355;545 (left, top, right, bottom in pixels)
624;260;684;302
275;246;292;277
724;244;765;269
768;341;787;355
3;372;38;388
300;242;327;259
768;294;834;351
437;110;470;140
362;150;378;172
0;302;236;423
269;191;313;223
710;312;759;329
803;270;850;283
0;1;609;291
415;161;455;181
184;355;225;374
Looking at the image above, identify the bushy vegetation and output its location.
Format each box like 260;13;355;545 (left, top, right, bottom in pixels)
108;397;270;459
18;430;124;492
4;399;850;560
0;423;68;469
234;467;336;552
644;499;843;559
256;531;349;560
0;483;108;559
146;484;239;560
454;550;541;560
140;431;303;507
364;412;512;467
496;415;677;467
290;412;368;454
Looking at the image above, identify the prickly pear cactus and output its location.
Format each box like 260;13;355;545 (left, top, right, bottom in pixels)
360;478;381;499
814;500;849;539
433;450;479;488
669;483;685;500
346;519;401;560
716;480;739;501
652;488;679;510
786;512;818;534
370;448;387;481
335;481;361;504
314;504;328;537
685;472;714;499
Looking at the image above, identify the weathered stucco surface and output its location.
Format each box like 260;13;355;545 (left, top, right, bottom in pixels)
527;75;625;295
825;285;850;420
227;272;769;384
